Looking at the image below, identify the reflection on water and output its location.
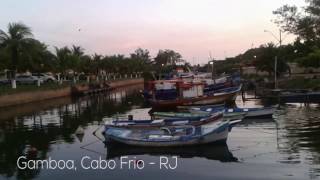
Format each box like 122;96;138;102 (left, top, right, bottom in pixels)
106;143;238;162
0;85;144;179
276;104;320;176
0;89;320;179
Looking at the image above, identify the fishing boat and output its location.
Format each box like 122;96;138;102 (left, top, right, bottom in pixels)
103;118;238;147
177;103;225;110
104;112;223;129
189;106;275;119
150;85;242;109
152;111;246;121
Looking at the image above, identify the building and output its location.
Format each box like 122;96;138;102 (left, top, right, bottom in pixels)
241;66;269;76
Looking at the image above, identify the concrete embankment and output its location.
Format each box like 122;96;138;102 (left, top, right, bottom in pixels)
0;78;143;108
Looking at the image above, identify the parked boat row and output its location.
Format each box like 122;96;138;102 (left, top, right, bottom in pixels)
102;72;274;147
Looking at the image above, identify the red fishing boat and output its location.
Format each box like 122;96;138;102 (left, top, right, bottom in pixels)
145;79;241;109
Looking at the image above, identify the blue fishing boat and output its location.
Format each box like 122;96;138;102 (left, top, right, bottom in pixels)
177;103;225;110
104;112;223;129
189;106;275;119
152;110;246;121
103;111;242;147
103;118;239;147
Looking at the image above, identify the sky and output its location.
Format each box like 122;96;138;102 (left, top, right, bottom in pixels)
0;0;306;64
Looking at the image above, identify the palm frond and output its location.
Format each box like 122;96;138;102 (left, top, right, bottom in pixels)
8;22;33;40
0;29;9;44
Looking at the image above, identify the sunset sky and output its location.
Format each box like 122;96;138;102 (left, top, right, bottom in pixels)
0;0;306;64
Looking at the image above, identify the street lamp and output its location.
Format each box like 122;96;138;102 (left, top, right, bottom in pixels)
159;64;164;80
209;60;216;84
264;30;282;46
264;29;283;89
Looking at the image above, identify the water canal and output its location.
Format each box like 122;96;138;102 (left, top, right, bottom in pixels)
0;85;320;180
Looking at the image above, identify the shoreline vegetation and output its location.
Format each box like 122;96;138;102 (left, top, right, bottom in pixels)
244;76;320;92
1;0;320;102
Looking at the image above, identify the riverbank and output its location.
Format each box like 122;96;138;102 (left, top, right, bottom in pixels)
278;77;320;90
0;78;144;108
244;75;320;90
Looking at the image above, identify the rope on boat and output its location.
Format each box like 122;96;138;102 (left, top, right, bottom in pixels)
92;121;106;142
80;140;106;154
79;139;107;156
80;139;101;149
78;122;107;156
79;124;107;156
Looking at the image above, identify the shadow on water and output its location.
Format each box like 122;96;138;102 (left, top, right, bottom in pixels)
0;85;145;179
105;143;238;163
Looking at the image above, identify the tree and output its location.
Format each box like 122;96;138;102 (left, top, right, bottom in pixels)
255;43;289;75
154;49;182;66
18;39;55;73
0;46;10;71
296;48;320;68
92;53;103;76
0;22;33;88
71;45;84;57
130;48;150;63
273;1;320;42
54;46;72;78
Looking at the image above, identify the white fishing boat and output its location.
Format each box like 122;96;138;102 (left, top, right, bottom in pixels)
103;117;240;147
188;106;275;119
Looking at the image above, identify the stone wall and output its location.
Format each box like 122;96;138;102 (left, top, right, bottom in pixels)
0;78;144;108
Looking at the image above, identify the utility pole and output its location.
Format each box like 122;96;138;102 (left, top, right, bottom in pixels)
274;56;278;89
274;30;282;89
264;29;282;89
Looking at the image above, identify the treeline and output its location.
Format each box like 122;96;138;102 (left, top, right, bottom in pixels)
211;0;320;76
0;23;188;83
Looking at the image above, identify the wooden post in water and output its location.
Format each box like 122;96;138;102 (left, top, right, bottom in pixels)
241;85;246;102
274;56;278;89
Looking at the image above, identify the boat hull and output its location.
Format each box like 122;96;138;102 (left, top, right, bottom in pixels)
105;113;223;129
153;111;245;121
104;121;230;147
150;90;238;109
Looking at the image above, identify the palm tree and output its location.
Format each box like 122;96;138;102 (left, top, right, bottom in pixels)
71;45;84;57
92;53;102;75
0;22;33;88
54;46;71;81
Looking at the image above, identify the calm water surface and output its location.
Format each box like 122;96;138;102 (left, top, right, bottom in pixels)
0;86;320;180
